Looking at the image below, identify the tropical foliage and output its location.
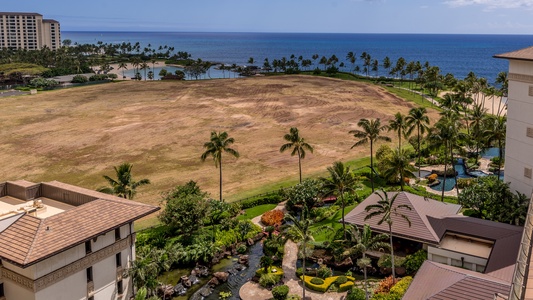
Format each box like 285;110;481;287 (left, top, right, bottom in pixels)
97;162;150;199
280;127;314;183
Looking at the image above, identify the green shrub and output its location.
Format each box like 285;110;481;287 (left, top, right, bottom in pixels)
71;75;88;83
339;281;355;292
378;254;405;268
457;178;476;189
317;265;332;278
272;285;289;300
239;194;283;209
347;288;366;300
236;243;247;254
404;250;427;274
259;273;279;288
256;266;284;277
335;276;348;285
296;267;304;278
302;276;354;293
89;74;109;81
310;277;324;285
287;295;301;300
345;270;353;277
389;276;413;296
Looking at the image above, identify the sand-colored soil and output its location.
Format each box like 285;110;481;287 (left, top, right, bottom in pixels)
0;76;439;206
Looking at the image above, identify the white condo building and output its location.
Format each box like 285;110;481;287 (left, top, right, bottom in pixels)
0;180;159;300
495;47;533;196
0;12;60;50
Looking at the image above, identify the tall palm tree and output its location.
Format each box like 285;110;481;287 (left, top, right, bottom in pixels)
350;119;391;192
364;190;411;279
280;127;314;183
469;104;488;164
284;206;315;300
117;61;128;79
140;62;149;81
320;161;358;239
343;224;389;300
388;112;408;150
381;148;417;191
429;113;463;199
201;131;240;201
97;163;150;199
484;116;506;177
406;107;430;177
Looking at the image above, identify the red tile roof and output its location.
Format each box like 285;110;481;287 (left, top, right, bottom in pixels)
0;181;159;267
344;192;462;244
403;261;511;299
494;46;533;61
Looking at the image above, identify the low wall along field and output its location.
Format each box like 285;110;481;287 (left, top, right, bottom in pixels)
0;75;439;208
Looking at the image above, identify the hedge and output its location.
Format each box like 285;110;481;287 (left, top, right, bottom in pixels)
301;275;356;293
240;194;283;209
339;281;355;292
256;266;284;278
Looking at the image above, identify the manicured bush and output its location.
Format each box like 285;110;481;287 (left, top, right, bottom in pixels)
302;275;355;293
457;178;476;189
89;74;108;81
317;265;332;279
378;254;405;268
236;243;247;254
335;275;348;285
259;273;279;288
272;285;289;300
339;281;355;292
287;295;301;300
389;276;413;296
347;288;366;300
239;194;283;209
261;209;284;226
404;250;427;274
71;75;88;83
310;277;325;285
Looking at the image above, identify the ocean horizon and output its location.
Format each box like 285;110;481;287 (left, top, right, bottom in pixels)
63;31;533;83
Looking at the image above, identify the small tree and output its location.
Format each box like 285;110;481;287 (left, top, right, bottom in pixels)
97;163;150;199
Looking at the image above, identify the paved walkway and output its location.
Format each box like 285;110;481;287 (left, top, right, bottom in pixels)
240;202;347;300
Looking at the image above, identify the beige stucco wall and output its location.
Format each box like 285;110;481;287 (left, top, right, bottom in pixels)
3;280;35;300
504;60;533;196
35;269;85;300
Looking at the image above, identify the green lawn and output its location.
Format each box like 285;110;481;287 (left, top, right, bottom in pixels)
236;204;278;220
312;203;358;242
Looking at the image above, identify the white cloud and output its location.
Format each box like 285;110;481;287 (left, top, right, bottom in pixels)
445;0;533;10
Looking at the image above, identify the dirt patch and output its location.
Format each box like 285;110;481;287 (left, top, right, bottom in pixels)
0;76;439;205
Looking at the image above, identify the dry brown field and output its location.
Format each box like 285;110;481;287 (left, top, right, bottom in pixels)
0;75;439;210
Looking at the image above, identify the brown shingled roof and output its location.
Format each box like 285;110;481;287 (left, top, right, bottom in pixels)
0;181;159;267
344;192;462;244
403;261;511;299
494;46;533;61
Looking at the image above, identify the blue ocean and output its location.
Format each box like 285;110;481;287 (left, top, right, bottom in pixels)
62;32;533;83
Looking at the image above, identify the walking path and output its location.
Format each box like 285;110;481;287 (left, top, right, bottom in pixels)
240;202;347;300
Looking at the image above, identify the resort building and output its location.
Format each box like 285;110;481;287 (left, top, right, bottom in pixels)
494;46;533;300
344;191;523;299
0;180;159;300
0;12;61;50
494;47;533;197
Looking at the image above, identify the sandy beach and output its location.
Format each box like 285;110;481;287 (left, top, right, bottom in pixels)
438;91;507;116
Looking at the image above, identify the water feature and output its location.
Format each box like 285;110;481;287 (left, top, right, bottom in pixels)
481;147;503;159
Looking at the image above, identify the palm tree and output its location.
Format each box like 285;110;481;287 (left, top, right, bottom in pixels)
117;61;128;79
97;163;150;199
284;206;315;300
343;224;389;300
320;161;358;239
406;107;430;177
280;127;314;183
388;112;408;150
364;190;411;279
382;148;416;191
350;119;391;192
484;116;506;177
140;62;149;81
469;104;488;164
201;131;240;201
429;113;463;199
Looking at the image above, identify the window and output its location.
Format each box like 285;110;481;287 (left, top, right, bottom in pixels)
86;267;93;282
88;297;94;300
0;282;4;297
116;253;122;267
85;241;92;254
117;280;123;294
115;228;121;241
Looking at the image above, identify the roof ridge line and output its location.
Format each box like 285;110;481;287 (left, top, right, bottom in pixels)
403;192;442;242
424;261;466;298
23;214;43;265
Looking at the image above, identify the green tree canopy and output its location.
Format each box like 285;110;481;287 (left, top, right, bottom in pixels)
97;162;150;199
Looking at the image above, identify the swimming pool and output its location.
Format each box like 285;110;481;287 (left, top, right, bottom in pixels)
481;147;504;159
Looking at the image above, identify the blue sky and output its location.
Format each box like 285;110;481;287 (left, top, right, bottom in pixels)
4;0;533;34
